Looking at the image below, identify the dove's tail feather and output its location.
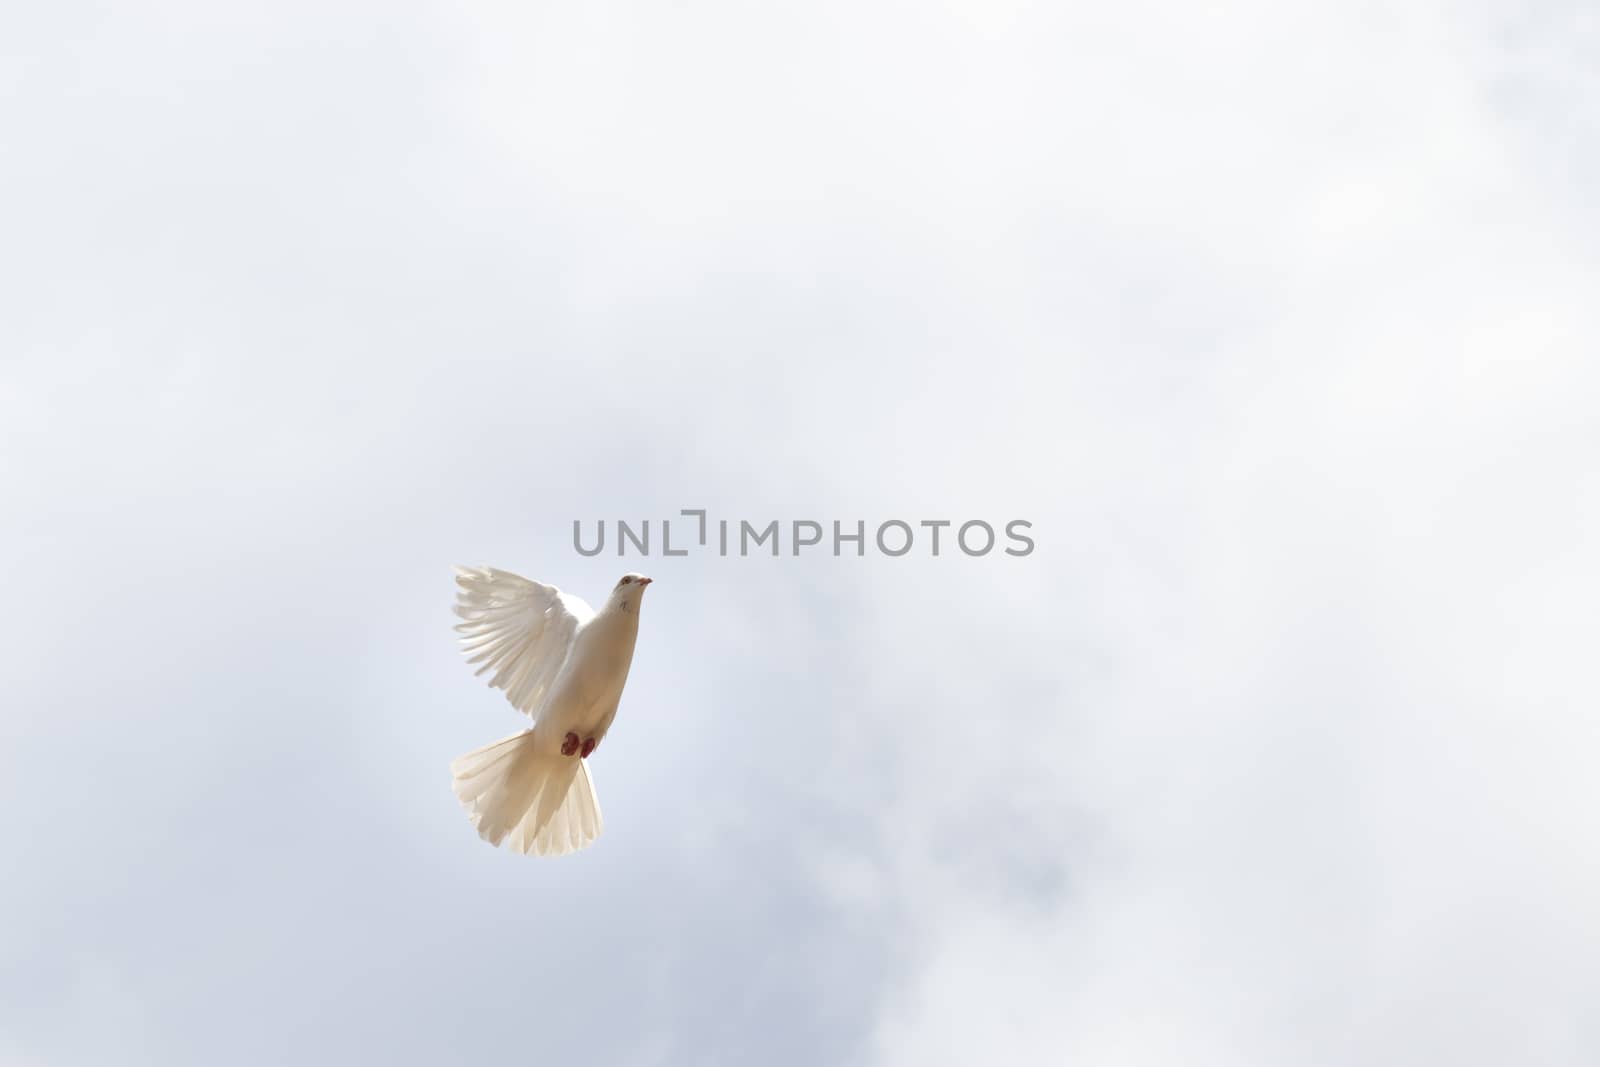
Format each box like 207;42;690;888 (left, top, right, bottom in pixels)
451;731;604;857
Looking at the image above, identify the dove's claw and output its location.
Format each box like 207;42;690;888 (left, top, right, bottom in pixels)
561;731;580;757
581;737;597;758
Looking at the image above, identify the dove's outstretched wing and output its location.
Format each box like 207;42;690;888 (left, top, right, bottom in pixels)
453;566;593;718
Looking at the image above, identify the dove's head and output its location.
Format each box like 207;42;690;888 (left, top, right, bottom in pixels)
610;572;653;613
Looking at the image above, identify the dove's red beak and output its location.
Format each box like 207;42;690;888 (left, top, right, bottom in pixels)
638;577;653;586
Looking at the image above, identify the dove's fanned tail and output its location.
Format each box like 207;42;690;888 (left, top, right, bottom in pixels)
450;731;604;857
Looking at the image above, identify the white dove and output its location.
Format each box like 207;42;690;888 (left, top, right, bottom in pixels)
449;567;653;856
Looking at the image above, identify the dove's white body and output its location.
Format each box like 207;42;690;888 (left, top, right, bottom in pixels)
527;600;640;757
449;567;650;856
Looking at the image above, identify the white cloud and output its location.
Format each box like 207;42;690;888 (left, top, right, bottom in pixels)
1;1;1595;1064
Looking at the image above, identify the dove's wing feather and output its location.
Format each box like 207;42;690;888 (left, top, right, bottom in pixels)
454;566;593;718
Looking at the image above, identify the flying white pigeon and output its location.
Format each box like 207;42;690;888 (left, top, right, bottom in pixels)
449;567;653;856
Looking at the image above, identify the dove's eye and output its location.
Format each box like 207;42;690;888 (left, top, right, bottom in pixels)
621;576;633;584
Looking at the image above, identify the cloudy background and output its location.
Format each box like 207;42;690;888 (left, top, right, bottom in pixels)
3;1;1598;1063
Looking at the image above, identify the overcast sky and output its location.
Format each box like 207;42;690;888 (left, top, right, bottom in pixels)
3;2;1598;1064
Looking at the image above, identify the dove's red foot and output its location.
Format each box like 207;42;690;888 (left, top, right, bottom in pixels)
581;737;597;759
561;731;580;757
